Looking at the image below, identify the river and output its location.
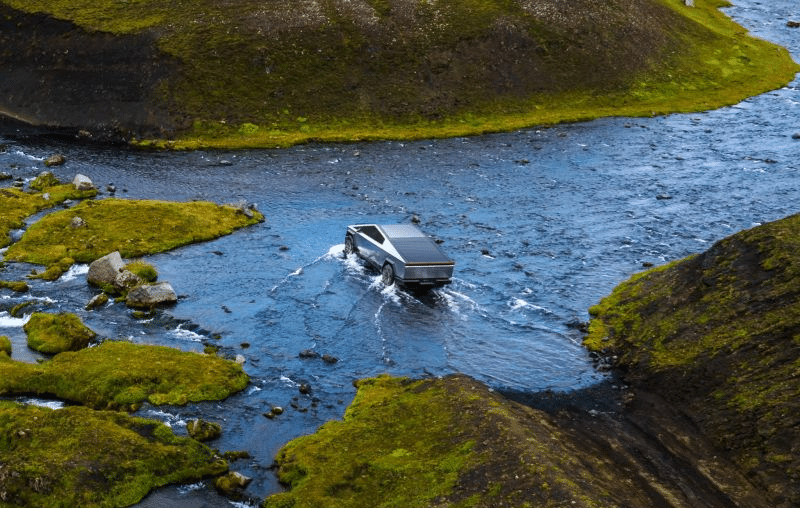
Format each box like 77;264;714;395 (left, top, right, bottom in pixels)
0;0;798;506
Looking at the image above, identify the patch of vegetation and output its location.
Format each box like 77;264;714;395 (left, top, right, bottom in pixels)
0;341;249;410
0;401;228;507
264;374;650;508
126;259;158;282
3;0;797;148
585;213;800;505
0;279;28;292
0;335;10;356
0;184;96;248
24;312;97;354
4;198;263;279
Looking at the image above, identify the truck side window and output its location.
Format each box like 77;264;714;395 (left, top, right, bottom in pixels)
359;226;385;244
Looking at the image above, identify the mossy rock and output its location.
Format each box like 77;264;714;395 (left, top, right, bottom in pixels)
23;312;97;354
0;335;10;356
0;280;29;292
585;212;800;506
5;198;264;277
187;418;222;442
0;401;228;507
126;259;158;282
0;341;249;410
28;170;60;190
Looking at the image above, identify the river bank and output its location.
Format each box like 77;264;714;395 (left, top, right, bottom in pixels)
0;0;797;147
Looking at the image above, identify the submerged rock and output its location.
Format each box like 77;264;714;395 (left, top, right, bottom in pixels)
215;471;252;496
44;154;66;167
125;282;177;308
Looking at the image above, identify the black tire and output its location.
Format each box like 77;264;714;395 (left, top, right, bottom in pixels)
381;263;395;286
344;235;355;256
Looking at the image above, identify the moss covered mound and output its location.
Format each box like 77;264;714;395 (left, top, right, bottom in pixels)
24;312;97;354
4;198;263;279
585;213;800;506
0;335;10;356
0;0;797;147
266;374;758;508
0;184;96;248
0;401;228;507
0;341;249;410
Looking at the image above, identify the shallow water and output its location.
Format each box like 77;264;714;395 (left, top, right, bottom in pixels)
0;0;798;505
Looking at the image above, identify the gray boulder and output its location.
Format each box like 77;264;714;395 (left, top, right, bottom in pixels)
87;251;126;287
126;282;177;308
73;173;94;191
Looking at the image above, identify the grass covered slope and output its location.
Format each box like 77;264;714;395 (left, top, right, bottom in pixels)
0;402;228;507
585;213;800;506
0;0;797;147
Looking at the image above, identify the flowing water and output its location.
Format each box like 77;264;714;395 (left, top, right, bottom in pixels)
0;0;798;505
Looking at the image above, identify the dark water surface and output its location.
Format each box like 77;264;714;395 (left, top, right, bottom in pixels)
1;1;799;505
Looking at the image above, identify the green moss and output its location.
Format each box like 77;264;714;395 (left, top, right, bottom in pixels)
0;279;29;292
28;171;61;191
23;312;97;354
0;341;249;410
5;198;263;275
0;401;228;507
0;185;96;249
0;335;10;356
264;375;474;508
126;259;158;282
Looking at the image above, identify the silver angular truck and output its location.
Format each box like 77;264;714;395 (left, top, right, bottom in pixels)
344;224;455;287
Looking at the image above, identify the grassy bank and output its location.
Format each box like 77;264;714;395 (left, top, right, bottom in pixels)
1;0;796;148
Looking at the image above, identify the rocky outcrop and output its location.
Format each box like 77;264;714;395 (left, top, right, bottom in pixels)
72;174;94;191
585;213;800;507
125;282;177;308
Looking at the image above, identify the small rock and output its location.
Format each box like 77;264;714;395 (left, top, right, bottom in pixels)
792;132;800;140
215;471;251;496
85;293;109;310
42;192;50;201
0;171;11;180
114;269;142;290
322;354;339;364
787;21;800;28
299;383;312;395
186;419;222;442
70;216;86;228
299;349;320;359
235;354;246;365
72;173;94;191
106;184;116;193
125;282;177;308
44;154;66;167
656;194;672;200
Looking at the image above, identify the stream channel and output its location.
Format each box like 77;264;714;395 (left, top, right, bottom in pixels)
1;0;799;505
